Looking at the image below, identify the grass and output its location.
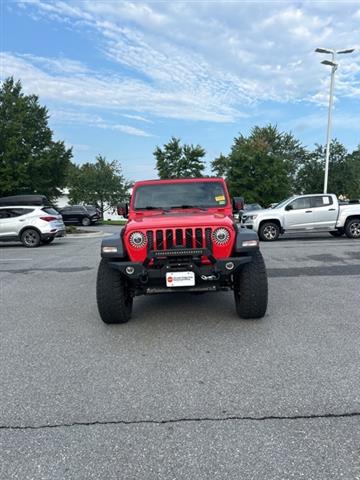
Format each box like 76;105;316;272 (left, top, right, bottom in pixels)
100;220;127;225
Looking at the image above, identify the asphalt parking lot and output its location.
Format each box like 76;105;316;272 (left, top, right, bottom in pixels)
1;226;360;479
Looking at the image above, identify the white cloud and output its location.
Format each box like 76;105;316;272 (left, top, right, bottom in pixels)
49;109;153;137
5;0;360;123
1;52;239;122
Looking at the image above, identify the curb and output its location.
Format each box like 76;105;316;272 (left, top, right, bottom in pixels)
65;231;113;239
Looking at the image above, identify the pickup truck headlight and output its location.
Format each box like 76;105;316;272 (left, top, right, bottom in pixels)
212;227;230;245
129;231;147;248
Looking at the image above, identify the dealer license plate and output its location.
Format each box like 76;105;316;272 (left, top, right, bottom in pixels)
166;271;195;287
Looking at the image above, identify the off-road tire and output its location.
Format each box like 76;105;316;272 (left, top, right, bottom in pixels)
20;229;41;248
82;217;91;227
41;237;55;244
345;218;360;239
329;230;344;237
233;251;268;319
96;259;133;324
259;222;280;241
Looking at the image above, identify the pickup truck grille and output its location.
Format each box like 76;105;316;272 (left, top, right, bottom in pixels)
146;228;212;251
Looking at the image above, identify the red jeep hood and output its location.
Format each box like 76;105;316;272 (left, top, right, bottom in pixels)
127;211;234;230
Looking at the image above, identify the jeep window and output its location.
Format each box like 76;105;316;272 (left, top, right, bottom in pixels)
134;182;228;210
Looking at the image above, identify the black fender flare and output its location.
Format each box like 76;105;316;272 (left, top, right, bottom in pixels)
100;232;127;259
233;225;260;254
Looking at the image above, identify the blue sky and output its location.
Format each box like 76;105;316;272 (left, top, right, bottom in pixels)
1;0;360;181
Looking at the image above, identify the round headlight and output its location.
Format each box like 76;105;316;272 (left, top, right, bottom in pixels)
212;227;230;245
129;231;147;248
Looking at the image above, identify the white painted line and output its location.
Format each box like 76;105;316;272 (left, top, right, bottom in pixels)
0;258;33;262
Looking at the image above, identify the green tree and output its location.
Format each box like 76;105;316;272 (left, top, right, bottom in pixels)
68;155;130;217
295;140;360;198
0;77;72;200
219;125;307;206
211;153;230;177
154;137;206;178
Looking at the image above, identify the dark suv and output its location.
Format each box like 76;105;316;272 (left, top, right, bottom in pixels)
59;205;100;226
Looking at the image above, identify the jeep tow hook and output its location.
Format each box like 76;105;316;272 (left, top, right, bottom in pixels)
201;273;220;281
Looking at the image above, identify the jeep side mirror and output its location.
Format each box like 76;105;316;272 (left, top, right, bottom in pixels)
285;204;293;211
232;196;244;213
117;203;129;218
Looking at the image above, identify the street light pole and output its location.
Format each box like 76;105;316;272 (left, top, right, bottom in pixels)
323;52;336;194
315;47;355;194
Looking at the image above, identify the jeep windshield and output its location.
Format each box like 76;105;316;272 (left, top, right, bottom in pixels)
133;182;228;210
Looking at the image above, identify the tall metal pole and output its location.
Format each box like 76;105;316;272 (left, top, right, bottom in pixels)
323;52;337;194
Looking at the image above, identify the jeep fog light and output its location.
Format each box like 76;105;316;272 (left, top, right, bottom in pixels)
242;240;259;247
102;246;117;253
126;266;135;275
225;262;234;270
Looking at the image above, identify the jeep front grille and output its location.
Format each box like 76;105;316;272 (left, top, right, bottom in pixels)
146;228;212;251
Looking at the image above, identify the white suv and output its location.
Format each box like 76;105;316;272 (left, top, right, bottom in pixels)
0;205;65;247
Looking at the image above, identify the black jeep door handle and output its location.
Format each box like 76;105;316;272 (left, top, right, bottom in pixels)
305;210;312;213
328;208;336;211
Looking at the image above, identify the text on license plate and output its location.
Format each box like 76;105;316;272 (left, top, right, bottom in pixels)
166;271;195;287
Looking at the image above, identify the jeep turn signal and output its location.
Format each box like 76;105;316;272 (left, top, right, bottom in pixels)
242;240;259;247
102;246;118;253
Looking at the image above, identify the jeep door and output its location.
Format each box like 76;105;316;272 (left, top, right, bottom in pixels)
283;197;314;230
309;195;338;230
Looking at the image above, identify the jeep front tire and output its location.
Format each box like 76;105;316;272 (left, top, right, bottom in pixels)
96;259;133;324
233;251;268;319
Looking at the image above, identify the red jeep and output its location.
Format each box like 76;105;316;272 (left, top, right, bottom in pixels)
96;178;268;323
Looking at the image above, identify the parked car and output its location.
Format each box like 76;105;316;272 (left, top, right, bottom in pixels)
85;205;102;220
59;205;100;226
244;203;262;211
241;193;360;240
0;205;65;247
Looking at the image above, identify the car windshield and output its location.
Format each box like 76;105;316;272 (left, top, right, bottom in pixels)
273;198;292;209
133;182;228;210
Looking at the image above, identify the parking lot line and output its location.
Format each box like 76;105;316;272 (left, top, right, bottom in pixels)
0;258;32;262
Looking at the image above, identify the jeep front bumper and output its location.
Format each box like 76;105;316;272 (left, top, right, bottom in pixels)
107;248;252;294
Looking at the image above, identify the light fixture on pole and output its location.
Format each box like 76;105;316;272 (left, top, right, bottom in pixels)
315;47;355;194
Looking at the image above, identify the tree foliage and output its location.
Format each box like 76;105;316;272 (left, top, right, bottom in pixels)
218;125;307;206
154;137;206;179
295;140;360;198
68;155;130;217
0;77;72;200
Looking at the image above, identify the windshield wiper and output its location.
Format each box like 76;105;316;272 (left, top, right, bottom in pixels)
135;206;170;212
170;205;207;211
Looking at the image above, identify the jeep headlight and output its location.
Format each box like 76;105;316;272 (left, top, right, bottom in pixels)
212;227;230;245
129;231;147;248
248;215;258;220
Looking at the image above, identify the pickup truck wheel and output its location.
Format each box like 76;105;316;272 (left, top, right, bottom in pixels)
259;222;280;241
96;259;133;324
329;230;344;237
345;218;360;239
233;251;268;319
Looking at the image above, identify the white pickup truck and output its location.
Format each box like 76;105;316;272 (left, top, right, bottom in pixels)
241;193;360;241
